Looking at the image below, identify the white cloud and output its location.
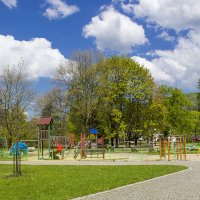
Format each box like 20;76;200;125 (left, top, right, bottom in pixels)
44;0;79;20
132;56;172;83
157;31;175;42
83;6;147;54
133;31;200;91
0;0;17;9
0;35;68;79
132;0;200;32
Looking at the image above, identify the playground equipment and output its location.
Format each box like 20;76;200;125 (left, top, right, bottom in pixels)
68;134;75;148
37;117;54;160
37;117;75;160
50;136;67;159
74;129;105;159
0;136;7;157
159;135;186;161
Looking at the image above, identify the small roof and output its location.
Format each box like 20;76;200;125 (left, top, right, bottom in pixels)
37;117;53;125
90;128;98;134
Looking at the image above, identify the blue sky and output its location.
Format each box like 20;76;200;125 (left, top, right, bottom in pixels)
0;0;200;93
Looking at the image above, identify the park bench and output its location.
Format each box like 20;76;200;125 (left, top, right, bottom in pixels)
86;149;106;159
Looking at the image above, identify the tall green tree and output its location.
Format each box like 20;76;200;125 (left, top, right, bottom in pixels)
0;65;34;146
37;88;68;136
158;85;191;135
55;50;103;134
96;56;154;146
198;79;200;112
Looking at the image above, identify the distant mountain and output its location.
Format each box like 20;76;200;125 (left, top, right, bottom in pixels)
185;93;198;110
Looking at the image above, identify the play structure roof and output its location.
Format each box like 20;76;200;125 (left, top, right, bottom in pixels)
37;117;53;125
90;128;98;134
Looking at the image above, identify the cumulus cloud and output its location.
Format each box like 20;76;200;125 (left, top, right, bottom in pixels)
133;31;200;91
132;0;200;32
44;0;79;20
0;35;68;79
157;31;175;42
0;0;17;9
132;56;172;83
83;6;147;54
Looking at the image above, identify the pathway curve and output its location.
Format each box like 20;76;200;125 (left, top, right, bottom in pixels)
72;161;200;200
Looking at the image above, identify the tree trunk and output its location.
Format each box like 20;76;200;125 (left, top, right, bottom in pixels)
115;134;119;148
134;137;138;146
7;137;13;148
111;138;114;147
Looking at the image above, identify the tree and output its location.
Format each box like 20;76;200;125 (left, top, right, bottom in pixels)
96;56;154;146
158;85;191;135
198;79;200;112
143;85;169;142
0;64;34;146
55;50;103;134
37;88;68;136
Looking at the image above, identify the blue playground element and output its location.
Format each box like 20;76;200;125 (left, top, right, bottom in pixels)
10;142;28;155
90;129;98;134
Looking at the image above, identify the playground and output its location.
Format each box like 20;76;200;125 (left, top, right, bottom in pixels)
1;117;200;162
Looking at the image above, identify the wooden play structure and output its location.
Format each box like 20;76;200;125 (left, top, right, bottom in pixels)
159;135;187;161
68;134;75;148
74;130;105;159
37;117;75;160
37;117;54;160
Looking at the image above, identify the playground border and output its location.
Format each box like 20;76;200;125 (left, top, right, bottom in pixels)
0;159;194;166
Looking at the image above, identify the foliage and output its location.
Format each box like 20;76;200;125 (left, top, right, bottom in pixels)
198;79;200;112
37;89;68;136
157;85;196;136
96;56;154;145
55;51;103;134
0;64;34;146
185;93;198;111
1;53;197;145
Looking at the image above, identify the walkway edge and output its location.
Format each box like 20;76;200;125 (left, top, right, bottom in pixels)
73;166;190;200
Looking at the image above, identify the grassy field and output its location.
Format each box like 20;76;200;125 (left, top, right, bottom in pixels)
0;165;187;200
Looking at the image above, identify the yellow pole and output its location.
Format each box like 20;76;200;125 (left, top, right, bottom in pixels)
168;137;171;161
164;138;166;160
184;137;187;161
160;136;162;160
176;138;179;160
180;138;182;161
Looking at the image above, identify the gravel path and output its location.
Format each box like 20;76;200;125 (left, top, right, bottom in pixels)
72;161;200;200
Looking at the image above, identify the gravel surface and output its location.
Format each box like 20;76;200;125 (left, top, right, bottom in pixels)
72;161;200;200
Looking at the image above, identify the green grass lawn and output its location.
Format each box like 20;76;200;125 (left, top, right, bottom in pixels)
0;165;187;200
